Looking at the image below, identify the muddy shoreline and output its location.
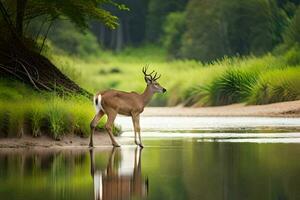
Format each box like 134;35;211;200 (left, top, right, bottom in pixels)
0;133;127;149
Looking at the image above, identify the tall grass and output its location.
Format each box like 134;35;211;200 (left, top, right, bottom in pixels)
0;79;119;139
193;69;258;106
51;45;300;106
248;68;300;104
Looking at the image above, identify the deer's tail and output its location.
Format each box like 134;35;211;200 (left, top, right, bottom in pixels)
93;94;104;114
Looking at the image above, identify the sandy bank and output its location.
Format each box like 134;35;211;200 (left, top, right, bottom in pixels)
0;133;131;149
142;100;300;117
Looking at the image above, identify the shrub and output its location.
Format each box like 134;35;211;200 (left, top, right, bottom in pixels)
198;69;258;106
248;68;300;104
283;45;300;66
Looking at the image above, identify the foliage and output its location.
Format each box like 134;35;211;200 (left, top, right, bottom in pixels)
181;0;290;61
283;45;300;66
200;69;258;106
282;6;300;46
0;0;127;53
15;0;298;62
248;68;300;104
52;45;300;107
146;0;187;42
163;12;185;58
181;0;227;61
47;21;101;57
0;79;122;138
90;0;147;51
24;0;125;29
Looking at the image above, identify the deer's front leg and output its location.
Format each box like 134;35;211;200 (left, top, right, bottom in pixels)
134;114;143;148
89;111;104;148
132;115;139;145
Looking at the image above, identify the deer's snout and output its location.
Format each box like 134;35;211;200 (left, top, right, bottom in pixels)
162;88;167;93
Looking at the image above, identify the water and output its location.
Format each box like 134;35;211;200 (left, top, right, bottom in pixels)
1;116;300;200
116;116;300;131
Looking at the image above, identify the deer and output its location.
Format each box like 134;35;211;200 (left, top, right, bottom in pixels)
89;66;166;148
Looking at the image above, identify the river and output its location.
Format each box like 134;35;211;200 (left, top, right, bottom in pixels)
0;116;300;200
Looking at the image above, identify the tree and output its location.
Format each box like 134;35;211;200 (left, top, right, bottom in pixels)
181;0;227;61
146;0;187;43
181;0;290;62
0;0;126;94
282;6;300;45
162;12;185;58
91;0;147;51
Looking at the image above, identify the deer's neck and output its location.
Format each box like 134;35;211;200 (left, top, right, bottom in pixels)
141;85;154;106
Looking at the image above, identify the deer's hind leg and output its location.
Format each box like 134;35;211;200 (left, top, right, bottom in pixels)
89;110;105;148
105;109;120;147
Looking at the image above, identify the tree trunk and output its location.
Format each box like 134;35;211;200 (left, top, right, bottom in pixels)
115;22;123;52
16;0;27;37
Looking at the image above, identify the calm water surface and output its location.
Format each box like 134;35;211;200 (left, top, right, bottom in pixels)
1;116;300;200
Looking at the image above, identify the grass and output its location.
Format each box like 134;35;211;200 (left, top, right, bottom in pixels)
1;44;300;139
248;68;300;104
50;44;300;106
198;69;258;106
0;79;121;139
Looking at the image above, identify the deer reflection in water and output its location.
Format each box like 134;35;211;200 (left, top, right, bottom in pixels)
90;147;149;200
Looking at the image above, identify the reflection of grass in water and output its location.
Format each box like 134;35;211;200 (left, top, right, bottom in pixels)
0;79;121;139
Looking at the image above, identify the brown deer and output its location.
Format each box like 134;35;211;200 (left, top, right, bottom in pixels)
90;66;166;147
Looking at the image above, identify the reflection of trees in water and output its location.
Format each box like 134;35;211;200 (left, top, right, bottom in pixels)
90;147;148;200
182;143;300;200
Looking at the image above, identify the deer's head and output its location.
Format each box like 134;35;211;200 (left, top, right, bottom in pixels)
142;66;166;93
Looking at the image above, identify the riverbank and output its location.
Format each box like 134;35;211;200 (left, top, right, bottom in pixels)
0;133;120;149
142;100;300;117
0;100;300;149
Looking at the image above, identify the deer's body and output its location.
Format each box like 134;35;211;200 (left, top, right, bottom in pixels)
89;67;166;148
95;88;151;116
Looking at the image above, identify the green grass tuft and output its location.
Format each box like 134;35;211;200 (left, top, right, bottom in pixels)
248;68;300;104
202;69;258;106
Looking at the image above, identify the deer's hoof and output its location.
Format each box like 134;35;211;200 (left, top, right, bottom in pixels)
89;143;94;148
139;144;144;148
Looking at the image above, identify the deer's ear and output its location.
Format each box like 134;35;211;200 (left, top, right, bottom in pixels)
144;77;151;84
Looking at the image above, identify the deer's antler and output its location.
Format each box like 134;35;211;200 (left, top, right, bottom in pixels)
142;65;161;81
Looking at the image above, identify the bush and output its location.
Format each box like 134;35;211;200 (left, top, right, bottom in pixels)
248;68;300;104
283;45;300;66
196;69;258;106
